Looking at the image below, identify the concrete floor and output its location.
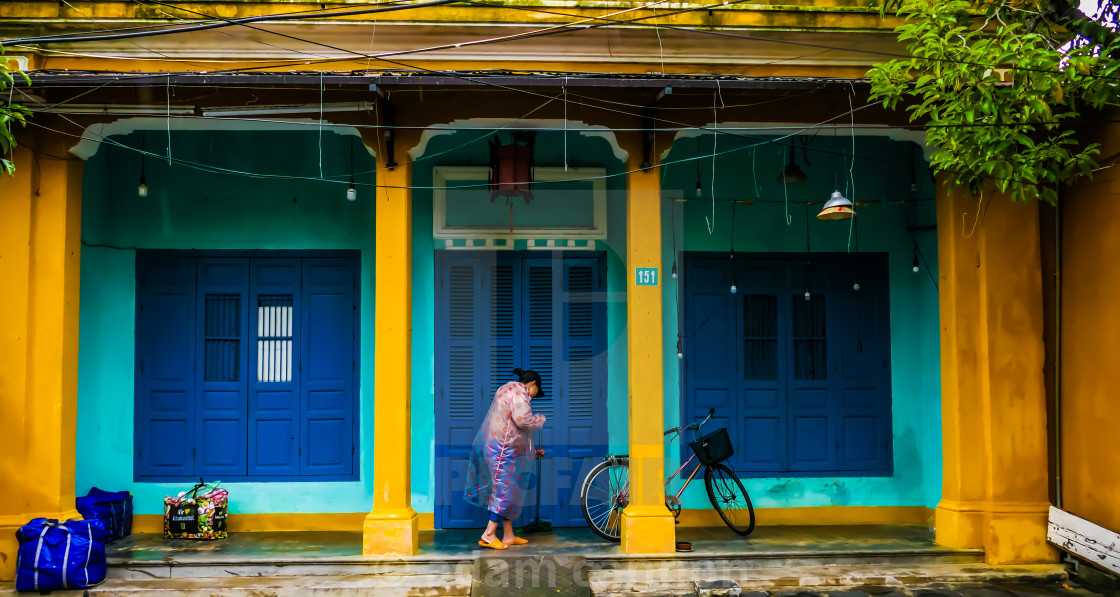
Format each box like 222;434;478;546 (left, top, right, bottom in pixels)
106;524;964;564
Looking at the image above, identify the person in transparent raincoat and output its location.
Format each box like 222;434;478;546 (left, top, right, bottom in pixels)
464;368;546;549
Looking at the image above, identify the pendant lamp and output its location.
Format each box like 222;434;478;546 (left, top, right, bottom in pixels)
817;190;856;220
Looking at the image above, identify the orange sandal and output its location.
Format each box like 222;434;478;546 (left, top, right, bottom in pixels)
478;539;508;550
503;537;529;546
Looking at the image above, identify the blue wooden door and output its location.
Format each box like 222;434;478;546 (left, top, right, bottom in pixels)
195;258;250;477
435;252;607;529
682;254;893;478
300;258;357;476
435;254;494;528
247;259;302;477
135;255;198;478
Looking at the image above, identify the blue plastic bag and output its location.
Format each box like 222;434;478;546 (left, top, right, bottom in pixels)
15;518;107;592
76;487;133;541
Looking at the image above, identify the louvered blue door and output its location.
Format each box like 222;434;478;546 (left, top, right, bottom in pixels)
552;258;607;527
435;252;607;529
435;255;492;528
135;255;198;477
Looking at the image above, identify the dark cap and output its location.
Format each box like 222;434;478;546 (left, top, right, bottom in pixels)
513;368;545;397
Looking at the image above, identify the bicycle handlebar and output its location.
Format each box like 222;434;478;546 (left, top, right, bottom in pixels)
664;408;715;436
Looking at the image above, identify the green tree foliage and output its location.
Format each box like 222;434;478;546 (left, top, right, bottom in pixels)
868;0;1120;204
1;47;29;177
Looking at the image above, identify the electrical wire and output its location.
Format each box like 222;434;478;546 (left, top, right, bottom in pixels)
2;0;459;46
20;96;887;190
12;0;1072;179
7;0;1118;87
463;0;1120;83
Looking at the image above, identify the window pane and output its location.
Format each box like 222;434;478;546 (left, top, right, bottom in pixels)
792;295;826;380
257;295;293;383
744;295;778;380
204;294;240;382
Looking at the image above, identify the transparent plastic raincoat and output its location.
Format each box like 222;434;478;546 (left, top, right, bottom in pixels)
463;381;546;520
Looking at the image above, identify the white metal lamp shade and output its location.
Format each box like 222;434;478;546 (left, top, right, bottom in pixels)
817;190;856;220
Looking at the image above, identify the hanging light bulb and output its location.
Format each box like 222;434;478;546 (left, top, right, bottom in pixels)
671;261;678;279
346;137;358;201
730;276;738;294
913;247;920;273
676;337;684;360
804;284;812;301
853;279;861;291
137;133;148;197
695;180;703;198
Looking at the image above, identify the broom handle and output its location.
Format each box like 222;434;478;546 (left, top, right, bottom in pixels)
534;429;543;518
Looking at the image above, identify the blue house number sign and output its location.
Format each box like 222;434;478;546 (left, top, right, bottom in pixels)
635;267;659;286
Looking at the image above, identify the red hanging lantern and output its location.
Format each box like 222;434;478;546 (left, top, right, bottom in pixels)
489;132;536;231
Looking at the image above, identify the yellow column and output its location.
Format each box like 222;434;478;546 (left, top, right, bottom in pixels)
935;182;1056;565
0;136;84;580
362;136;419;556
620;136;675;554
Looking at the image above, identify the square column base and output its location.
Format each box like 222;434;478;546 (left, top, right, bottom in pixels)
984;508;1058;565
935;500;985;550
363;508;420;556
936;501;1059;565
620;505;675;554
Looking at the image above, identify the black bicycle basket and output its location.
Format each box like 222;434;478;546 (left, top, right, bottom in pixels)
688;427;734;467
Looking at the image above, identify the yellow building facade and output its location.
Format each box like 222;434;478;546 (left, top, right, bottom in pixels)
0;0;1095;579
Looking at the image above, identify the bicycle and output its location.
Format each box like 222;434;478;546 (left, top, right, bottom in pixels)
579;408;755;542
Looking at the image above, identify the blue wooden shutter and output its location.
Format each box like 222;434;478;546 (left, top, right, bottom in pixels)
737;261;788;473
436;254;489;528
683;259;744;469
299;257;357;476
135;255;197;478
511;259;554;528
195;258;249;477
786;262;837;472
247;258;302;477
488;258;519;397
558;258;606;526
835;260;893;473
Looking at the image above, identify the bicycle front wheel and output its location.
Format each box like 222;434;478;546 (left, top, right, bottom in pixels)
704;463;755;536
580;457;629;542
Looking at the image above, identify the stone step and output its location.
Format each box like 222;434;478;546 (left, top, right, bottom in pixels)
0;573;471;597
587;548;986;572
589;562;1068;595
107;556;472;580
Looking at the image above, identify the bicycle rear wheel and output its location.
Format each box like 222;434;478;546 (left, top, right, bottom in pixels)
580;458;629;542
704;463;755;536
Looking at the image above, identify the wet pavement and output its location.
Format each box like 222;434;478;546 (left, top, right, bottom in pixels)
104;524;969;563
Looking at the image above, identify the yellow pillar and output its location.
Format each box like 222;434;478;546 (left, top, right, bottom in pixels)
362;135;419;556
934;183;1056;565
620;136;675;554
0;136;84;580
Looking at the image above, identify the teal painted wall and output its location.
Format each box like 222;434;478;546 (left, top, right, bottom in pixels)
658;133;942;510
77;128;378;514
76;124;941;518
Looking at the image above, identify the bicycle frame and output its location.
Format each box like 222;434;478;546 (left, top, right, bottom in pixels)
664;451;703;502
606;409;713;513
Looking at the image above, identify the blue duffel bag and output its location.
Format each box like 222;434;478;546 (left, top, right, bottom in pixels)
15;518;107;592
76;487;133;541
